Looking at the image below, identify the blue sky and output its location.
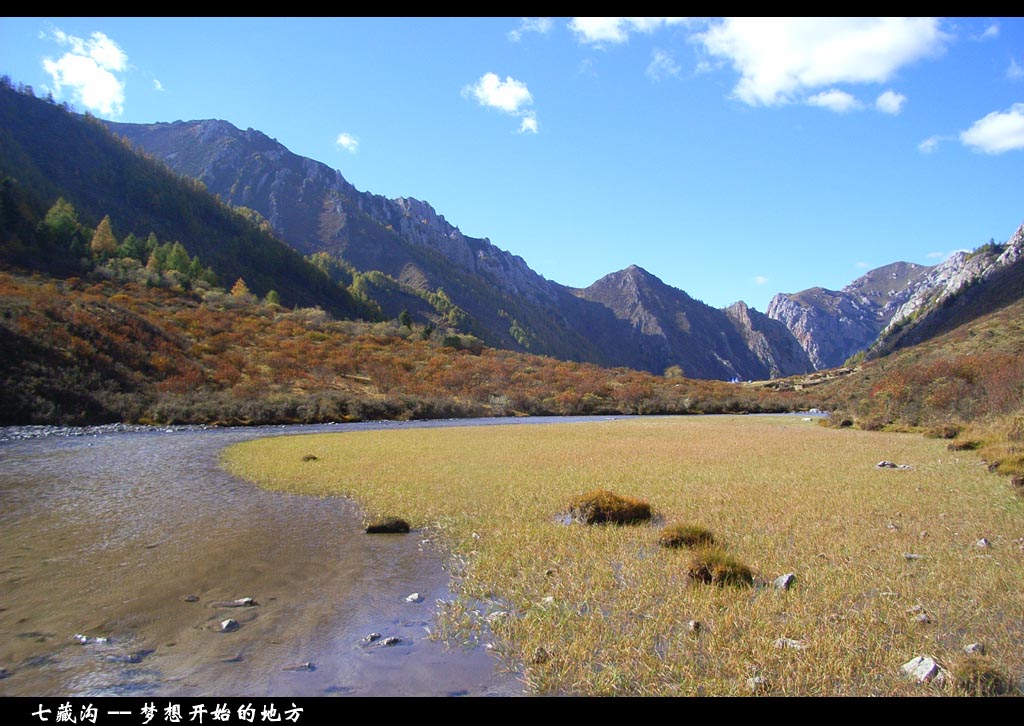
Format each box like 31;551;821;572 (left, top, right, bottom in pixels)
2;17;1023;311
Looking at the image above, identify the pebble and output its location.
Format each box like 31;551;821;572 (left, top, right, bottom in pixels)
0;423;212;443
405;593;423;603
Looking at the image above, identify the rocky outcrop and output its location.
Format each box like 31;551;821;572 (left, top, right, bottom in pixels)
868;224;1024;357
724;301;813;378
767;262;932;369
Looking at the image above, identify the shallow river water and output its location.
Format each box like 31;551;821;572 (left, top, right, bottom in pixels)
0;418;591;697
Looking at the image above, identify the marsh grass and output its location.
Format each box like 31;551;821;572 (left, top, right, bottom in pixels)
658;523;716;549
954;654;1013;696
223;415;1024;696
685;547;754;587
566;489;652;525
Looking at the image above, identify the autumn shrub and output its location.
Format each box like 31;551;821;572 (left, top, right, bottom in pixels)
566;489;652;525
657;522;716;549
686;548;754;588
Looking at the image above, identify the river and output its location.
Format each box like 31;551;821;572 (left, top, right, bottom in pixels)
0;418;593;697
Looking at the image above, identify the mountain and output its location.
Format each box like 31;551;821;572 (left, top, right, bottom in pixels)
573;265;812;380
866;224;1024;358
766;261;932;369
0;81;362;318
109;117;815;380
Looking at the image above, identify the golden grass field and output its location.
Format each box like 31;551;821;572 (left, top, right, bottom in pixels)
222;415;1024;696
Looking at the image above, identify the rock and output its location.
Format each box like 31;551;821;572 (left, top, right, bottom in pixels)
914;613;932;625
773;573;796;591
0;668;9;679
73;634;110;645
485;611;511;624
774;637;808;650
964;642;986;656
365;517;410;534
361;632;382;645
903;553;924;561
877;461;912;469
183;595;200;603
975;538;991;548
746;675;770;694
405;593;423;603
301;454;318;461
212;597;256;608
282;662;315;672
900;655;949;686
376;636;401;647
887;522;901;532
687;620;702;633
219;619;239;633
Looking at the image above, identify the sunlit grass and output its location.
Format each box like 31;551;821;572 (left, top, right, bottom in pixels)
222;415;1024;696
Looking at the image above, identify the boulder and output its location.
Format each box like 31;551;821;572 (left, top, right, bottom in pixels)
772;573;796;591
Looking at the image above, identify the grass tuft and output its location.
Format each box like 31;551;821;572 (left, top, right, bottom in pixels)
686;547;754;588
658;522;716;549
954;655;1013;696
365;516;410;534
566;489;652;525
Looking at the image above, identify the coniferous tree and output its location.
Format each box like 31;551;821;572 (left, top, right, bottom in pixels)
90;215;118;258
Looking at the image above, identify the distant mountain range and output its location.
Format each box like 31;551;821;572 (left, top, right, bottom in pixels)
3;81;1021;381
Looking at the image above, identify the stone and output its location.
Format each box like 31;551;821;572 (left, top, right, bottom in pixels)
774;637;808;651
687;620;702;633
219;618;239;633
183;595;200;603
975;538;991;548
900;655;949;686
376;636;401;647
773;573;796;591
964;642;986;656
212;597;256;608
877;461;912;469
746;675;770;694
282;662;315;672
361;632;382;645
365;517;410;534
405;593;423;603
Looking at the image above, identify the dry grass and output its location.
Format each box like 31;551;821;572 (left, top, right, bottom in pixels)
222;415;1024;696
685;547;754;587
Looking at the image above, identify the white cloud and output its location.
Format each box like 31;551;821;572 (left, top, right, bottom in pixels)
463;72;532;113
153;79;164;92
875;89;906;114
855;261;869;268
978;23;999;40
1008;57;1024;80
335;132;359;153
917;134;951;154
960;103;1024;154
569;17;689;45
463;72;539;134
694;17;947;106
926;250;946;259
806;88;862;113
518;112;539;135
753;275;769;285
646;49;681;81
508;17;553;42
42;30;128;117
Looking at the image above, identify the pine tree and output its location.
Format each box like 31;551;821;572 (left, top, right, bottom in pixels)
230;277;251;298
90;215;118;258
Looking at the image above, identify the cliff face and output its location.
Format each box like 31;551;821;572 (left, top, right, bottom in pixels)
724;301;814;379
767;262;932;369
868;224;1024;357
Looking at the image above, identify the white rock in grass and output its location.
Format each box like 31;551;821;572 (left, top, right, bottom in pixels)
219;618;239;633
772;573;796;590
774;637;807;651
405;593;423;603
964;642;986;656
901;655;949;686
